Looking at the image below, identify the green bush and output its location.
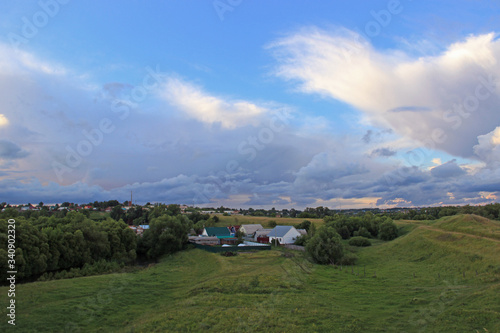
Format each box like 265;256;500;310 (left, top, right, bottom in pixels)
306;226;344;265
354;227;371;238
294;235;309;246
338;226;351;239
348;236;371;247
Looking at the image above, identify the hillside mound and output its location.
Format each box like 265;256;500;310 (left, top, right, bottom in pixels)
432;214;500;241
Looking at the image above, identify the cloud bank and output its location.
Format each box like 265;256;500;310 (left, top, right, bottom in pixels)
1;29;500;209
269;28;500;159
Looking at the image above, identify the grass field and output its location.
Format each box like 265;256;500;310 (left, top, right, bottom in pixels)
1;214;499;332
215;214;324;228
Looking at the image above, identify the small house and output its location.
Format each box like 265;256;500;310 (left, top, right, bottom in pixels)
268;226;301;245
240;224;263;236
188;236;219;246
202;227;232;239
253;229;272;242
297;229;308;236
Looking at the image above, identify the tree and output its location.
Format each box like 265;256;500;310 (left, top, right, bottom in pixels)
166;204;181;216
306;226;344;265
338;226;351;240
235;230;244;243
296;220;312;232
378;220;398;241
110;206;124;222
139;215;192;260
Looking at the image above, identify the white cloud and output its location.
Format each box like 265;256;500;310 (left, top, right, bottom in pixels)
473;126;500;167
0;43;66;76
161;77;268;129
270;28;500;159
0;114;8;127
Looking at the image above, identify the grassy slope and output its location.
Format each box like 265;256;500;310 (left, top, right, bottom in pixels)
434;214;500;240
1;215;499;332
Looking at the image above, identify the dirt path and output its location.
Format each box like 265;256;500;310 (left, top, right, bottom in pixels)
419;225;500;244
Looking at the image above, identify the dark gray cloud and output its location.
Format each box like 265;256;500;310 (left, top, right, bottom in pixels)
389;106;432;113
371;147;396;157
362;130;372;143
0;140;29;159
430;160;466;178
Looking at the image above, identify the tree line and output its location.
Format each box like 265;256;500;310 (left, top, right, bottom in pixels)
300;213;399;266
0;208;194;284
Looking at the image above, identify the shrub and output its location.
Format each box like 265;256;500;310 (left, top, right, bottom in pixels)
268;220;277;228
356;227;371;238
348;236;371;247
338;226;351;240
306;226;344;265
294;235;309;246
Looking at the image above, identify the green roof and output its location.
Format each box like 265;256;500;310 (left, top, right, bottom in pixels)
204;227;231;238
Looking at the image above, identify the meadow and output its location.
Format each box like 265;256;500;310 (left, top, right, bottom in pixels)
1;214;499;332
215;214;324;228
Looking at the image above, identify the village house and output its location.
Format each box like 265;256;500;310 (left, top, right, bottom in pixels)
239;224;263;236
268;226;301;245
253;229;272;243
201;227;238;245
297;229;308;237
188;236;219;246
202;227;231;238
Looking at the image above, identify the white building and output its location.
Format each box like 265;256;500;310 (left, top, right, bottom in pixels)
268;226;301;245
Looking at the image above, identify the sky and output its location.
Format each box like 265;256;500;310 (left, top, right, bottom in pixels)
0;0;500;209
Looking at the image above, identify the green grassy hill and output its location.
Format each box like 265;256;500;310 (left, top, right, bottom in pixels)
1;214;499;332
433;214;500;240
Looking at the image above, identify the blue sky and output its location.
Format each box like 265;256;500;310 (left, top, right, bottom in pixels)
0;0;500;209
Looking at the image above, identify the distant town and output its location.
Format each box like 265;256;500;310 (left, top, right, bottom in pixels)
0;200;456;219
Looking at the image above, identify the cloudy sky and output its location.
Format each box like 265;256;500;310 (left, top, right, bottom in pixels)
1;1;500;209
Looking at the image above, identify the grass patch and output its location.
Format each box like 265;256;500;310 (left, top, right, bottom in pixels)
215;215;324;228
